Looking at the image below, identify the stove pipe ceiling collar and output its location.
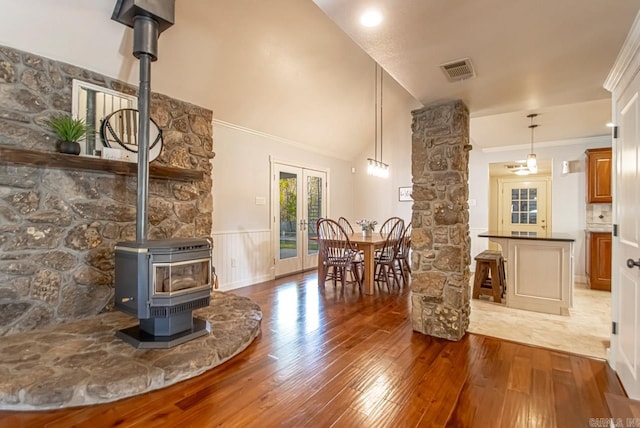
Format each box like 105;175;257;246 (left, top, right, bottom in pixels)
111;0;175;60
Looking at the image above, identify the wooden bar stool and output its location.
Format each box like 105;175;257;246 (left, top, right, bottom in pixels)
472;250;506;303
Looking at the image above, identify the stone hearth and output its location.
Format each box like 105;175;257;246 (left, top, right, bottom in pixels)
0;292;261;411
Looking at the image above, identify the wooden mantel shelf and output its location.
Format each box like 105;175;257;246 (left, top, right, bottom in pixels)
0;146;204;182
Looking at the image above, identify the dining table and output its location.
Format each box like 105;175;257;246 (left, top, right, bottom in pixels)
317;232;387;295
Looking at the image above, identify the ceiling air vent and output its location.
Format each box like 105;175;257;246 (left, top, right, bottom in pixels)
440;58;475;82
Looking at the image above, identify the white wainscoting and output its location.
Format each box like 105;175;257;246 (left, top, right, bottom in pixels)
469;227;489;272
211;229;273;291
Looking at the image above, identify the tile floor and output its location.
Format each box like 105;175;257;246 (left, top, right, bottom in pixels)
468;282;611;360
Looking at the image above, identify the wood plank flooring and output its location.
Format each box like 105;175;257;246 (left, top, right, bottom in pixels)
0;271;626;427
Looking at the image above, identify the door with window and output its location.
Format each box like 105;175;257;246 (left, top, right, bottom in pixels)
498;178;550;237
273;163;327;277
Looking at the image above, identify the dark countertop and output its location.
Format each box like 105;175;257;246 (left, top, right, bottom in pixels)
478;231;575;242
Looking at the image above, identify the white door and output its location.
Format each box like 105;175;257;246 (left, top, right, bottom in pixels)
498;178;550;237
273;163;327;277
611;71;640;398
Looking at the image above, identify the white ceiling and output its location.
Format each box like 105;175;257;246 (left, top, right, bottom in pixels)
312;0;640;149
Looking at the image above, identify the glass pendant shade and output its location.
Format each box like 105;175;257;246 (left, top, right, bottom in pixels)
367;158;389;178
527;153;537;171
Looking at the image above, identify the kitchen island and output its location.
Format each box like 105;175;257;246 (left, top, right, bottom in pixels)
478;231;575;315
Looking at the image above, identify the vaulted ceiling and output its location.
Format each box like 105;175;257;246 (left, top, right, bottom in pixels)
311;0;640;148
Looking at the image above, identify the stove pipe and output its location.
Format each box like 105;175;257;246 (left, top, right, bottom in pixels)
111;0;175;241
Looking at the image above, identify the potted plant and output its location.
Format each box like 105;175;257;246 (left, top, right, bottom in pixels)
45;114;89;155
356;219;378;237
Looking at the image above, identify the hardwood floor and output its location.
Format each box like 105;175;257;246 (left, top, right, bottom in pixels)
0;272;626;427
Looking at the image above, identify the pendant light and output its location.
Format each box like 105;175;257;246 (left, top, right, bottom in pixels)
526;113;538;174
367;63;389;178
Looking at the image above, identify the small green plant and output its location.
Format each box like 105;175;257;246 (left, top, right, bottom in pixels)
45;115;89;142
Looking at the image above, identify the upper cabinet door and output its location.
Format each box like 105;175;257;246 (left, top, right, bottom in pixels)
586;147;612;203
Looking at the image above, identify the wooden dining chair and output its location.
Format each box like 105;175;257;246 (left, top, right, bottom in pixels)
317;218;362;290
338;217;354;234
374;218;404;290
338;216;364;263
379;216;404;237
395;223;412;283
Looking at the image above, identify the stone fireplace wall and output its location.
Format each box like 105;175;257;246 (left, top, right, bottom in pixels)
0;45;213;335
410;100;471;341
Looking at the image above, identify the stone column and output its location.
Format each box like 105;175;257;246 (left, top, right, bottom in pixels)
410;100;471;341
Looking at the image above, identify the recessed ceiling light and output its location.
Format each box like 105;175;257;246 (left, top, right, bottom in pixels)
360;9;383;27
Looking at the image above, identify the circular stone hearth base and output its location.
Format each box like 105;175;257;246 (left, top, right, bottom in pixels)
0;292;262;411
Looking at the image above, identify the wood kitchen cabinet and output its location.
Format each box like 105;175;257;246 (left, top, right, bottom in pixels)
586;231;612;291
586;147;612;203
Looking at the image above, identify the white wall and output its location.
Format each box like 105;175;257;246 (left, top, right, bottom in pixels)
212;122;355;231
0;1;136;83
211;122;355;289
468;135;612;280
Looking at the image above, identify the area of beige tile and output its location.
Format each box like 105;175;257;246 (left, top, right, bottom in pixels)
468;282;611;359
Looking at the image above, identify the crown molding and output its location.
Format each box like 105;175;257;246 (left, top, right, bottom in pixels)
604;11;640;92
481;135;610;153
212;119;351;161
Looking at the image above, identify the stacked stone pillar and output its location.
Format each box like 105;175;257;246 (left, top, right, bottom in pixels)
410;100;471;341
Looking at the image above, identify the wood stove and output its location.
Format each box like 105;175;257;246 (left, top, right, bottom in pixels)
110;1;216;349
114;238;212;348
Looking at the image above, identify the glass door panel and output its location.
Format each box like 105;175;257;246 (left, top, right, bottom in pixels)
279;171;298;260
304;171;324;269
273;163;326;277
500;179;549;237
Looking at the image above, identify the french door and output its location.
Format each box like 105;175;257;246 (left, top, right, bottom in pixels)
272;162;327;277
498;177;551;237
